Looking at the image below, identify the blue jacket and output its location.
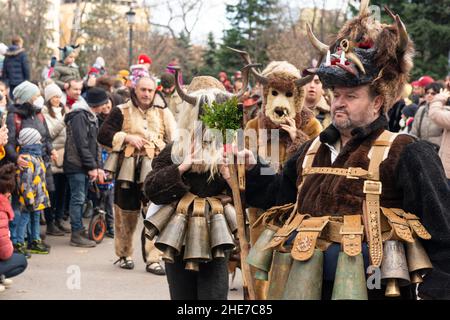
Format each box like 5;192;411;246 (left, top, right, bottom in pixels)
1;46;30;86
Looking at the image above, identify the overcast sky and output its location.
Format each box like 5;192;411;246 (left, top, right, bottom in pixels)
147;0;348;45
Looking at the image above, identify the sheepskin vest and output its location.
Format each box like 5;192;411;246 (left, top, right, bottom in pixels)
295;116;416;216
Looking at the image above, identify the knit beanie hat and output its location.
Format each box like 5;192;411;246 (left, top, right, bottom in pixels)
18;127;42;146
13;81;40;104
59;45;79;62
86;87;109;108
44;83;63;102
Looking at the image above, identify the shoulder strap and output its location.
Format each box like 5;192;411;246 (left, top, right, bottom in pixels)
302;136;321;172
364;130;399;267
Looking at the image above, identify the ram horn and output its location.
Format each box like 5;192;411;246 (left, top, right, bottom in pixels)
306;23;329;54
167;65;197;106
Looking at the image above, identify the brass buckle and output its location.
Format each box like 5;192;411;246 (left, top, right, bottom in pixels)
363;180;382;195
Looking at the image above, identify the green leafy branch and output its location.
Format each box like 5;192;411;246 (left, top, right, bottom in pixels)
200;97;242;142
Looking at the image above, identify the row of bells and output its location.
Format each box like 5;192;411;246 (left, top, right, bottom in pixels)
104;152;153;189
247;228;433;300
144;202;239;272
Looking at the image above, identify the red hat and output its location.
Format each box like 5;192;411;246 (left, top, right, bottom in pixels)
411;80;420;87
417;76;434;87
138;54;152;65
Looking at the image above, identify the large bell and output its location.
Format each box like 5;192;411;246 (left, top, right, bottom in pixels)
267;251;293;300
155;213;188;263
223;204;238;234
246;227;276;274
103;152;119;173
381;240;411;297
210;213;235;259
332;252;368;300
183;215;212;272
282;249;324;300
144;204;177;240
138;156;153;185
405;239;433;284
117;156;135;189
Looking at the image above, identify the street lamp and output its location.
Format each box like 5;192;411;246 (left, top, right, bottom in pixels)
126;5;136;67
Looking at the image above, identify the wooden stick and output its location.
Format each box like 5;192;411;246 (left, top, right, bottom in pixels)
228;162;256;300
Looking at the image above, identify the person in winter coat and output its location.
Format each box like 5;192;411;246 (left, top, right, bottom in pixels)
0;36;30;99
410;82;444;149
42;83;71;236
51;45;81;90
429;88;450;186
5;81;56;255
64;87;106;248
0;163;28;292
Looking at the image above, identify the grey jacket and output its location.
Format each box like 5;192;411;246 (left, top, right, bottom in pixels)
410;104;443;148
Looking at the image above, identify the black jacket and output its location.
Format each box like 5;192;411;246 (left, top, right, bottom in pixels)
246;117;450;299
1;46;30;86
4;103;53;164
64;104;101;174
144;143;230;205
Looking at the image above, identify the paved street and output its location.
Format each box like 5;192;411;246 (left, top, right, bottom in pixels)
1;218;243;300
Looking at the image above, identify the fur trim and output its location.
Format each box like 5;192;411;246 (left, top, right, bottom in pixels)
333;9;415;111
114;205;139;258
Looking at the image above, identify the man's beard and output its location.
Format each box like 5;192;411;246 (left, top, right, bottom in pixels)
332;108;373;131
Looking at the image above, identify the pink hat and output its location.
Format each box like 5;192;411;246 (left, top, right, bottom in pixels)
417;76;434;87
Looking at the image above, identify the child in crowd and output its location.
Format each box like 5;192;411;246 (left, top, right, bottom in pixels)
0;163;28;292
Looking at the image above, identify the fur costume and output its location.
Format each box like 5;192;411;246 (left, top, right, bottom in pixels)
307;0;414;111
245;1;450;300
143;69;243;300
97;90;176;264
245;61;322;171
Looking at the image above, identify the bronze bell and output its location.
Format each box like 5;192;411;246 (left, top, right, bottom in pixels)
103;152;119;173
183;215;212;271
246;227;276;274
223;204;238;234
138;156;153;185
255;269;269;281
267;251;293;300
155;213;188;263
381;240;411;297
210;213;235;259
117;156;135;189
144;203;177;240
282;249;324;300
331;252;368;300
405;238;433;284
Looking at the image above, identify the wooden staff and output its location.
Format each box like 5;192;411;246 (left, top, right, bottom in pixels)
228;160;256;300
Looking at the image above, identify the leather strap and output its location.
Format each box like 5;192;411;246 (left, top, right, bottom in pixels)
303;166;371;179
302;137;321;170
264;214;307;251
364;130;396;267
176;192;197;215
291;216;329;261
380;207;414;243
206;197;224;215
340;215;364;256
144;143;156;159
124;144;135;158
391;208;432;240
193;197;207;217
